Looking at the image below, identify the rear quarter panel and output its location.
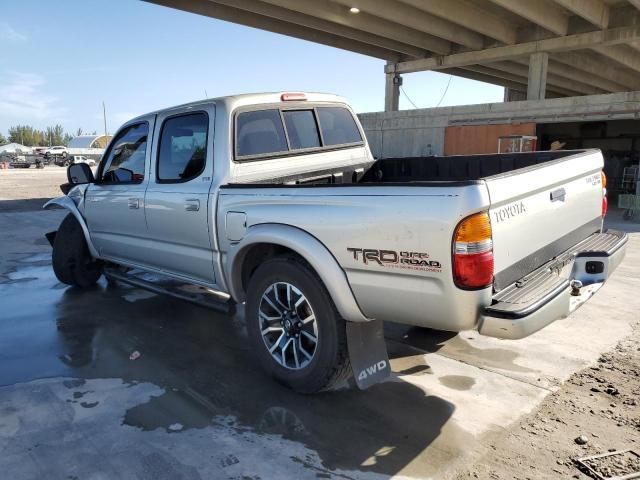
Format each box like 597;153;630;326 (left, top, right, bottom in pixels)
218;185;493;331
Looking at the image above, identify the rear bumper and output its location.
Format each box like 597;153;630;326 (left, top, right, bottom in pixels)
478;229;627;340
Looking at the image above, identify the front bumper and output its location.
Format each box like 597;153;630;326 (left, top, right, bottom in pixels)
478;229;628;340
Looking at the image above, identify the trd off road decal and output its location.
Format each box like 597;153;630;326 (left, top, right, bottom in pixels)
347;248;442;273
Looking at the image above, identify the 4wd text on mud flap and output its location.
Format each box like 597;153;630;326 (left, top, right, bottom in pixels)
493;201;526;223
357;360;388;382
347;248;442;269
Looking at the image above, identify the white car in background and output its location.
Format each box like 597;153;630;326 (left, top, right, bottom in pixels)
71;155;96;167
44;146;68;159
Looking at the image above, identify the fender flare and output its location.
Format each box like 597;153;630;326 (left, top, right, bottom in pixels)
226;223;371;323
43;196;99;258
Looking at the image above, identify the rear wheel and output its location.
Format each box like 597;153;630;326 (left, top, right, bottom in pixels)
246;255;351;393
52;214;102;288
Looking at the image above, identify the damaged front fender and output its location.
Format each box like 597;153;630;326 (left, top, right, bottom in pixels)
43;196;99;258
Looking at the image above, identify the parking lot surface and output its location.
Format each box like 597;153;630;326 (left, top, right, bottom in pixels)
0;198;638;479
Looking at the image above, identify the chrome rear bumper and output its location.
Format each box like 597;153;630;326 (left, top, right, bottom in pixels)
478;229;627;340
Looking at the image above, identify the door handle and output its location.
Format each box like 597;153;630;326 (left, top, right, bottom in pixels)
185;199;200;212
550;188;566;202
128;198;140;209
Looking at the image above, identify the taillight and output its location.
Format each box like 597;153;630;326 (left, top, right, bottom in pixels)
601;171;608;218
453;212;494;289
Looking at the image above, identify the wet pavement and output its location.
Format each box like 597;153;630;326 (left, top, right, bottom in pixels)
1;208;639;479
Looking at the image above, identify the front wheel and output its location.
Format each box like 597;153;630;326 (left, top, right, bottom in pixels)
246;256;352;393
52;214;102;288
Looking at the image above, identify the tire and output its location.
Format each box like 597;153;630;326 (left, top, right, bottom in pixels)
246;255;351;394
52;214;102;288
61;151;68;158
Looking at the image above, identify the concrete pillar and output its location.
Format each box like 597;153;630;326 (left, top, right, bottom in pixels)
385;63;401;111
527;52;549;101
504;88;527;102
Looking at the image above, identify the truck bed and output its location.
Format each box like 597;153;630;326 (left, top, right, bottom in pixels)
224;149;604;300
227;150;584;187
361;150;576;184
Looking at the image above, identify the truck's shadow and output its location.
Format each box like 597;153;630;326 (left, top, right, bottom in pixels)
48;281;458;476
0;198;53;213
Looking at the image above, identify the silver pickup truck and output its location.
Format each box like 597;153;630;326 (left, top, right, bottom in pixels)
45;92;627;393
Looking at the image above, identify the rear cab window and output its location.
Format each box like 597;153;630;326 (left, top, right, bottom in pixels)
234;104;362;161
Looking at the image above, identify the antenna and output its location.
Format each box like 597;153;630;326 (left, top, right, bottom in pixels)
102;101;108;136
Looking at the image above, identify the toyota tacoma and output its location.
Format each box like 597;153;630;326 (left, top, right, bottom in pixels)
45;92;627;393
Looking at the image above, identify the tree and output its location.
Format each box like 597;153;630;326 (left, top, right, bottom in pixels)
45;124;68;146
76;128;83;137
0;132;7;145
7;124;76;147
8;125;43;146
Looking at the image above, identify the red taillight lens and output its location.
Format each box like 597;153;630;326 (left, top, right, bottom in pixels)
454;251;494;288
453;212;494;289
601;171;607;218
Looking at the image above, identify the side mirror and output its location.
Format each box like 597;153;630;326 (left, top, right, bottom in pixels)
67;163;95;185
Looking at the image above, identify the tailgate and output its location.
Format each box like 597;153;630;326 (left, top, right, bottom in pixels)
486;150;604;291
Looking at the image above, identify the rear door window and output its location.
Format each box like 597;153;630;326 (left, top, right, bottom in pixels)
317;107;362;146
236;109;288;157
282;110;320;150
157;112;208;182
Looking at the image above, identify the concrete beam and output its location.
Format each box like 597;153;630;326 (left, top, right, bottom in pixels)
386;25;640;74
332;0;484;50
488;0;569;36
552;51;640;89
385;67;401;112
544;59;628;92
260;0;452;54
144;0;403;60
627;0;640;10
211;0;428;58
593;44;640;72
444;67;573;97
554;0;609;29
526;52;549;100
398;0;517;44
489;60;601;95
510;58;626;93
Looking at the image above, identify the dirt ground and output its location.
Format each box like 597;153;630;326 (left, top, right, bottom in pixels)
0;165;68;211
457;319;640;480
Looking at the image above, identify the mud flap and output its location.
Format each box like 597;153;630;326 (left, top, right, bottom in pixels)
346;319;390;390
45;231;57;247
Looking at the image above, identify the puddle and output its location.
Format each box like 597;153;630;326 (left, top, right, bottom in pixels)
385;323;535;374
389;354;432;376
438;375;476;391
438;336;536;374
0;254;469;477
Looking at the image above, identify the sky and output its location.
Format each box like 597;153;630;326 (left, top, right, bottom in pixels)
0;0;504;136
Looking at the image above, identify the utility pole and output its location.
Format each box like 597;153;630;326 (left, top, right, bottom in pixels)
102;101;108;137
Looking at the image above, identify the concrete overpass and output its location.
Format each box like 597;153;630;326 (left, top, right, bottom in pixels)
146;0;640;110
